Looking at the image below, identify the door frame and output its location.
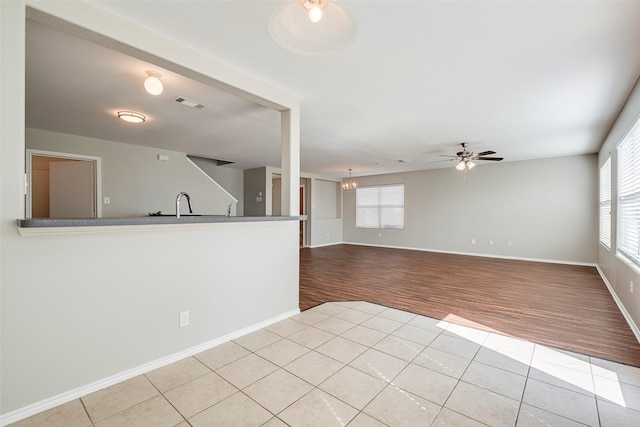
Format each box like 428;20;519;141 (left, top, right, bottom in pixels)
300;184;306;247
26;149;102;218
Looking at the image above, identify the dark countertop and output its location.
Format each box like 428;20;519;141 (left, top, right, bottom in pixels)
18;215;307;228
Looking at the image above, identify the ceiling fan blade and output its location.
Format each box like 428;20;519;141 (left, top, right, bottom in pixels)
476;157;503;161
475;150;495;157
438;154;458;158
429;159;455;164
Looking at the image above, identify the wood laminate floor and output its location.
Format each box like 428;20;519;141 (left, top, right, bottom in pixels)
299;244;640;367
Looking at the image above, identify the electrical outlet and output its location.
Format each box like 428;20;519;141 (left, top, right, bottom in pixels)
489;240;494;246
631;281;634;294
179;311;190;327
378;233;382;238
103;196;110;205
508;241;513;247
471;238;476;244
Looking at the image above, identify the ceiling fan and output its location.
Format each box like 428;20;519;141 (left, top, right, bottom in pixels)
434;142;504;170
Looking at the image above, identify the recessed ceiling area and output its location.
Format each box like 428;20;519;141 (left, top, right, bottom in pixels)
27;1;640;178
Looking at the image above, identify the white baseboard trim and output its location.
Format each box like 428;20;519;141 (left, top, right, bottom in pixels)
341;242;596;267
596;265;640;345
307;241;345;248
0;308;300;426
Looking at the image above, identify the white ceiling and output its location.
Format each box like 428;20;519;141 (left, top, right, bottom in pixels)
26;1;640;178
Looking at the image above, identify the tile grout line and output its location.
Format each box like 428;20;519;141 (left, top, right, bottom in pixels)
512;349;534;427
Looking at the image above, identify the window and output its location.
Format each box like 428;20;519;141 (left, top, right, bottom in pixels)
599;157;611;248
356;185;404;229
618;117;640;264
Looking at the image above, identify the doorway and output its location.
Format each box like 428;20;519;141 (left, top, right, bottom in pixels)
26;149;102;218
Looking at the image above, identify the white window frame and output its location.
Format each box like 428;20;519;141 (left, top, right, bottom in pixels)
599;157;611;248
356;184;405;230
617;116;640;265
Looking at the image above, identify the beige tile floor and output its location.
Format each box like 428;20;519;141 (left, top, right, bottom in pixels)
10;301;640;426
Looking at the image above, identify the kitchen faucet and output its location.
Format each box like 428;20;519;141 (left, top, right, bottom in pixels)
176;192;192;218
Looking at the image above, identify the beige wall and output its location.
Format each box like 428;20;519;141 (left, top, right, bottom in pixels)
244;167;267;216
27;128;237;217
344;155;598;264
597;76;640;339
314;179;341;220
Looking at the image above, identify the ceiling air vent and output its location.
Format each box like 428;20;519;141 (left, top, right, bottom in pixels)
172;96;205;109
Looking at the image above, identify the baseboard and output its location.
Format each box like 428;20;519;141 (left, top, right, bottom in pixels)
0;308;300;426
307;241;345;248
341;242;596;267
596;265;640;344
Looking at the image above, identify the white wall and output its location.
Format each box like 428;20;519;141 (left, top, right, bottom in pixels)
2;221;299;416
187;155;244;216
1;1;300;421
27;129;238;217
597;76;640;337
344;155;598;264
309;178;343;247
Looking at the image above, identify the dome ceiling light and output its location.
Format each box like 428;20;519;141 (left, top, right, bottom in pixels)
143;70;163;95
269;0;356;55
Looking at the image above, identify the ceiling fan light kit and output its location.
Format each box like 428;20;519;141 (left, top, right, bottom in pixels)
269;0;356;55
456;160;476;170
435;142;503;172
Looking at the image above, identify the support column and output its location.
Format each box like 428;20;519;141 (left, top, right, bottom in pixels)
280;108;300;216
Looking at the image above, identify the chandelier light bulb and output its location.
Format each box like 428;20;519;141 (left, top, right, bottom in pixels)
144;71;163;95
308;3;322;22
456;161;466;171
467;161;476;169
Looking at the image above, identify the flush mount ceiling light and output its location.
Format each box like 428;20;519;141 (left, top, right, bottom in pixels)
342;168;357;192
269;0;356;55
117;110;145;123
143;70;163;95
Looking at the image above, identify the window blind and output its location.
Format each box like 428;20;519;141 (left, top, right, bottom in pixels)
618;117;640;264
356;185;404;229
599;157;611;248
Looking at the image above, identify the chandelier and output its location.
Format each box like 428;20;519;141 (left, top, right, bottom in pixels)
342;168;357;192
